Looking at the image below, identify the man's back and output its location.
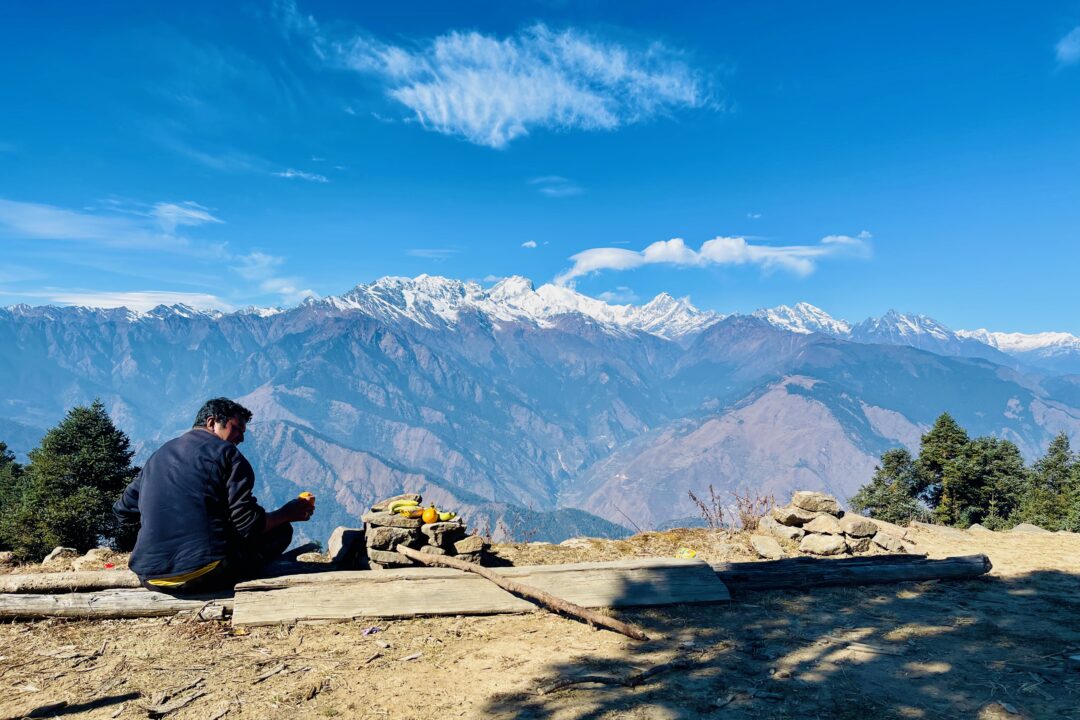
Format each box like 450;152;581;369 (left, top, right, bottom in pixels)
115;428;266;580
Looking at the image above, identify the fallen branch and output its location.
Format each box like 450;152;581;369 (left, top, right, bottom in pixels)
394;545;650;641
537;659;693;695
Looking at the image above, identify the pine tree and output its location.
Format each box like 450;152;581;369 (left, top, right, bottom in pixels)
850;448;928;524
0;401;139;560
937;436;1027;528
916;413;970;519
0;442;22;551
1014;433;1074;530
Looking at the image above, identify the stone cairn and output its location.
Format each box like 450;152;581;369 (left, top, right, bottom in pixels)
751;490;909;559
361;493;488;570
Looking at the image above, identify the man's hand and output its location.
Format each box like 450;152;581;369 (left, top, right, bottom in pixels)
264;498;315;532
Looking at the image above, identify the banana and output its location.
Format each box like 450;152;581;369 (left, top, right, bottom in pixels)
438;511;457;522
386;499;420;513
395;507;424;518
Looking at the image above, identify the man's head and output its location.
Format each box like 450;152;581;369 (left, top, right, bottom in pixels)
193;398;253;445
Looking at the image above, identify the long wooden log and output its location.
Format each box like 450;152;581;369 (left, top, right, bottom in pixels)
394;545;651;641
0;569;142;593
0;588;232;619
712;553;992;593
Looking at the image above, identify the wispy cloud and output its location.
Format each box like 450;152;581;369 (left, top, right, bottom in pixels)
231;250;315;303
530;176;584;197
3;289;234;312
280;2;711;148
0;198;164;248
1057;27;1080;65
273;168;329;183
555;232;872;285
521;240;538;249
151;201;223;233
407;248;457;260
597;286;638;303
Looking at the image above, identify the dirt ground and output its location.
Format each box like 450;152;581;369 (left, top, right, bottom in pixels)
1;525;1078;720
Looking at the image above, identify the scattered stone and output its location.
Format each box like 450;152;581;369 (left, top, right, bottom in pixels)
419;545;447;555
362;511;423;529
559;537;594;548
370;494;422;512
758;515;805;541
804;514;843;535
72;556;103;571
327;527;365;566
967;523;993;534
846;536;872;553
977;701;1028;719
454;535;487;555
367;548;414;566
791;491;842;516
0;551;15;566
799;534;847;556
749;535;786;560
838;514;877;538
872;532;906;553
420;522;467;547
42;547;78;564
366;525;419;551
1010;523;1051;534
296;552;325;563
84;547;112;561
771;505;819;527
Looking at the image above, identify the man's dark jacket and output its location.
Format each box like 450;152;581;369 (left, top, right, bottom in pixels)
113;429;267;580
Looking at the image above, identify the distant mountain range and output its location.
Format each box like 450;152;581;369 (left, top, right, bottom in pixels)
2;276;1079;540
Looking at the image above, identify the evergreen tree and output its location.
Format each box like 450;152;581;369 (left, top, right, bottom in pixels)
916;412;970;514
0;401;138;560
849;448;928;524
0;442;22;551
936;436;1027;528
1014;433;1074;530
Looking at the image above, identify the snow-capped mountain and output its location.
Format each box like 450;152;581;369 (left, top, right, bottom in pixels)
319;274;722;339
958;329;1080;375
752;302;851;336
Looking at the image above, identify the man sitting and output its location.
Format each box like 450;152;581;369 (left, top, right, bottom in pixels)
114;397;314;592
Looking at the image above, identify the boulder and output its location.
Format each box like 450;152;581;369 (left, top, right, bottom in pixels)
758;515;805;541
370;494;422;512
83;547;112;561
453;535;487;555
799;534;847;556
846;536;872;553
456;553;482;564
296;552;325;563
327;527;365;566
1009;523;1051;534
42;547;78;564
803;514;843;535
749;535;786;560
771;505;819;527
838;514;878;538
366;525;421;550
419;545;448;555
362;511;423;529
791;491;842;516
367;548;415;566
967;523;993;534
420;522;467;547
872;532;906;553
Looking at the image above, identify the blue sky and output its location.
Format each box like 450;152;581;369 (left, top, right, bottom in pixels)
1;1;1079;332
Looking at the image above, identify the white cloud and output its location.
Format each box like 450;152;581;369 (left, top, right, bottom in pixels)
282;4;710;148
597;286;638;303
273;168;329;183
152;201;223;234
521;240;538;249
1057;27;1080;65
530;176;584;197
747;212;762;219
555;233;871;285
0;198;165;248
25;289;233;312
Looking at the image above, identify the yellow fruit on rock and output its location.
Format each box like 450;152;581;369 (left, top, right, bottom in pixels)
421;506;439;524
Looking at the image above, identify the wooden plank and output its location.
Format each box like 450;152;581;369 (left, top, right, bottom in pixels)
0;569;142;593
232;558;729;626
712;553;992;593
0;588;233;620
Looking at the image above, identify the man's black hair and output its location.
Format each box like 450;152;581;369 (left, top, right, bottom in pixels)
193;398;253;428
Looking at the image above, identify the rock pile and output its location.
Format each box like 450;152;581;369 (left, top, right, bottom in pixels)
755;491;909;557
362;493;487;569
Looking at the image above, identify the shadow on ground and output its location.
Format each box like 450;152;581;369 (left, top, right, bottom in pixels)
481;569;1080;720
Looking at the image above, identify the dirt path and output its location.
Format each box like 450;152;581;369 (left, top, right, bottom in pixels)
1;527;1078;720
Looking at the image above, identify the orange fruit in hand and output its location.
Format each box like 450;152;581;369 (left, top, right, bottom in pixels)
421;505;439;524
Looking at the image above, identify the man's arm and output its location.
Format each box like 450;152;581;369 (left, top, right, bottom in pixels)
223;452;267;539
113;471;143;524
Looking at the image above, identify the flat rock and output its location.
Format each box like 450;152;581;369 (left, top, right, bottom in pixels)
455;553;482;564
42;547;78;564
420;522;467;547
327;527;365;566
419;545;448;555
838;514;878;538
872;532;906;553
453;535;488;555
799;534;847;556
1010;523;1051;534
370;494;422;512
749;535;786;560
559;537;595;548
791;491;842;516
847;536;872;553
977;701;1028;720
296;552;326;563
362;511;423;529
803;514;843;535
758;515;805;541
366;525;422;550
367;548;415;566
771;505;819;527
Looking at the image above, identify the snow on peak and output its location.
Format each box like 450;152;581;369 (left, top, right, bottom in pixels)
753;302;851;336
958;329;1080;353
856;310;952;340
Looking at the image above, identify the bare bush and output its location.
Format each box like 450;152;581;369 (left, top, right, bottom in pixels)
731;488;775;531
688;485;726;529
